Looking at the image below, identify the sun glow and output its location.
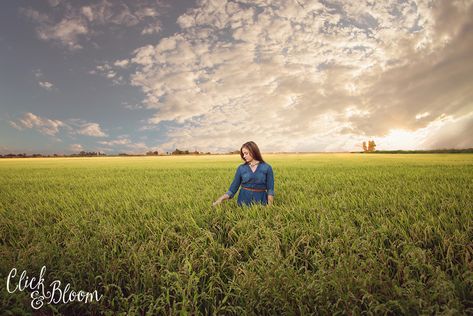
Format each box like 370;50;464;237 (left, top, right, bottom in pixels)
376;129;423;150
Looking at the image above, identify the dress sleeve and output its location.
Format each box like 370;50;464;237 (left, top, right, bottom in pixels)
266;165;275;196
226;166;242;199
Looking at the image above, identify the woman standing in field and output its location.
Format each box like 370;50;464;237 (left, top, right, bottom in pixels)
213;141;274;207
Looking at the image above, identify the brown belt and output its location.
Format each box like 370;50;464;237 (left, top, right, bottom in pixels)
242;187;266;192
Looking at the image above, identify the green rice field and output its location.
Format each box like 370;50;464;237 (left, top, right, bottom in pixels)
1;154;472;315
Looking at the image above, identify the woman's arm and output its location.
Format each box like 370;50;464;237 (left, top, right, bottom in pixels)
213;166;241;206
266;165;275;206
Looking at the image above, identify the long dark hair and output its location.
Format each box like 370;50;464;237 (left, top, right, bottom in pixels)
240;141;265;164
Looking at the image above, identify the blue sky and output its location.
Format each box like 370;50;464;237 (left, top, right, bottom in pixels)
1;0;472;154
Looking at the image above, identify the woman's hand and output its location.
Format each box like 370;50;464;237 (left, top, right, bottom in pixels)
212;194;229;207
267;195;274;206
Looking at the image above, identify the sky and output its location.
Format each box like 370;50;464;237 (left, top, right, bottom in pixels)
0;0;472;154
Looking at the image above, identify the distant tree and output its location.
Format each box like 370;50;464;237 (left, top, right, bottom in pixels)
363;140;376;152
368;140;376;152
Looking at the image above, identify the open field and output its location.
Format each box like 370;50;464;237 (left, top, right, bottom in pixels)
1;154;472;315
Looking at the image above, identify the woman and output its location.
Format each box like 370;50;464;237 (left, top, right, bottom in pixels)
213;141;274;207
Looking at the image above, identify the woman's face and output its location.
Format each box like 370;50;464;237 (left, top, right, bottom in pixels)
242;147;254;163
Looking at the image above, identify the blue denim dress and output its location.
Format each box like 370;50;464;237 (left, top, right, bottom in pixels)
226;162;275;206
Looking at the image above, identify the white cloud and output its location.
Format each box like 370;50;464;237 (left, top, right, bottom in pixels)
97;137;151;154
34;69;44;78
123;142;150;154
9;121;23;131
114;59;129;68
91;61;127;85
415;112;430;120
21;1;165;50
76;122;108;137
47;0;61;7
12;112;64;136
69;143;83;152
100;0;473;151
38;81;54;90
10;113;108;138
98;138;131;146
135;7;159;19
19;7;50;24
142;21;162;35
123;102;145;110
34;69;55;91
37;18;88;50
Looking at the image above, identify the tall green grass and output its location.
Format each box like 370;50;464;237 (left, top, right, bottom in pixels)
0;154;472;315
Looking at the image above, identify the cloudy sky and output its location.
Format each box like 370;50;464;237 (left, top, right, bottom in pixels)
1;0;472;154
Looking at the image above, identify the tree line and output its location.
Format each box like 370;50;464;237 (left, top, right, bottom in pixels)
0;149;212;158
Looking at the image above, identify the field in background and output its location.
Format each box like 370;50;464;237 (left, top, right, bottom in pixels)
1;154;472;315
